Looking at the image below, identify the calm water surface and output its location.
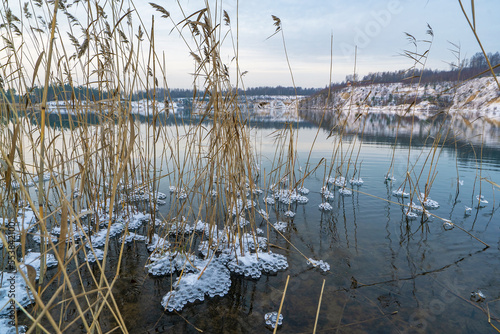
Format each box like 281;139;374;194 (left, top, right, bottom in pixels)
27;118;500;333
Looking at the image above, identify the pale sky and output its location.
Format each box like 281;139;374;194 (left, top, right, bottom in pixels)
134;0;499;89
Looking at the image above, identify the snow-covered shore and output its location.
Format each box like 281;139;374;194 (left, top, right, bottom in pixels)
300;76;500;122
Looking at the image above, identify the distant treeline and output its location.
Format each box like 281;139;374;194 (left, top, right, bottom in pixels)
359;52;500;85
132;86;321;100
1;85;321;104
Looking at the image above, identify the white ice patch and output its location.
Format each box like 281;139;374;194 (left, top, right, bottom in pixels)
338;188;352;196
297;187;310;195
120;232;147;244
264;196;275;205
227;251;288;279
470;290;486;302
406;202;426;213
405;210;418;220
122;211;150;230
464;206;472;216
0;271;34;332
320;186;335;201
349;178;364;186
161;259;231;312
284;210;295;218
0;317;27;334
443;220;454;231
51;224;89;242
318;202;333;211
21;252;58;280
87;223;125;248
307;258;330;272
176;190;188;200
476;195;488;208
273;221;288;233
264;311;283;329
32;233;58;245
86;248;104;263
273;189;296;205
418;193;439;209
327;176;346;187
296;195;309;204
384;174;396;182
147;234;170;252
392;189;410;198
147;251;198;276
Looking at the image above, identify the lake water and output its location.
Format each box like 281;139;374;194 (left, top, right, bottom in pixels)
17;116;500;333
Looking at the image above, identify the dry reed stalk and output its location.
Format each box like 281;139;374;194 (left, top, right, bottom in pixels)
313;279;326;334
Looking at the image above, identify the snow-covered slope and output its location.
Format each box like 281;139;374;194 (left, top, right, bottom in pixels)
301;76;500;122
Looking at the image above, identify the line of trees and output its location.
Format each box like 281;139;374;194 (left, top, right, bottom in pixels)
1;85;321;104
360;52;500;85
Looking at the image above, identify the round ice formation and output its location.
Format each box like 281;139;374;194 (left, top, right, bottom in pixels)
318;202;333;211
87;223;125;248
327;176;346;187
227;252;288;279
418;193;439;209
265;312;283;329
86;248;104;263
273;189;302;205
442;220;454;231
273;221;288;233
177;191;188;200
349;178;364;186
244;234;268;251
405;210;418;220
296;195;309;204
156;192;167;200
307;258;330;272
124;211;150;230
320;186;335;201
406;202;425;213
284;211;295;218
161;259;231;312
338;188;352;196
392;189;410;198
297;187;310;195
264;196;275;205
147;251;197;276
